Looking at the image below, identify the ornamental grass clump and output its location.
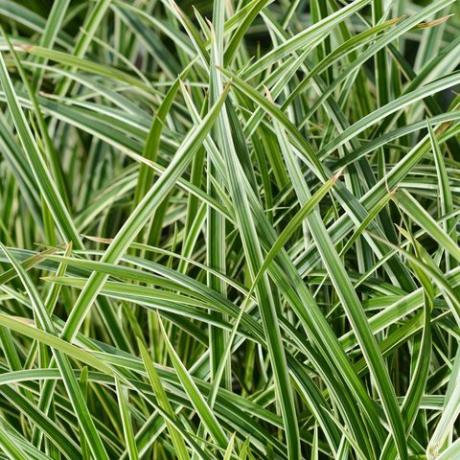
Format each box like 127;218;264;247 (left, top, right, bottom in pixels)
0;0;459;459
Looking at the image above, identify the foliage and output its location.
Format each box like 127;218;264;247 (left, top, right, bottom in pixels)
0;0;459;458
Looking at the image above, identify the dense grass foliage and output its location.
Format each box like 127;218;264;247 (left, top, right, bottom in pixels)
0;0;459;459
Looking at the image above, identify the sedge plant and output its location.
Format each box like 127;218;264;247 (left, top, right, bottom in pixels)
0;0;459;459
